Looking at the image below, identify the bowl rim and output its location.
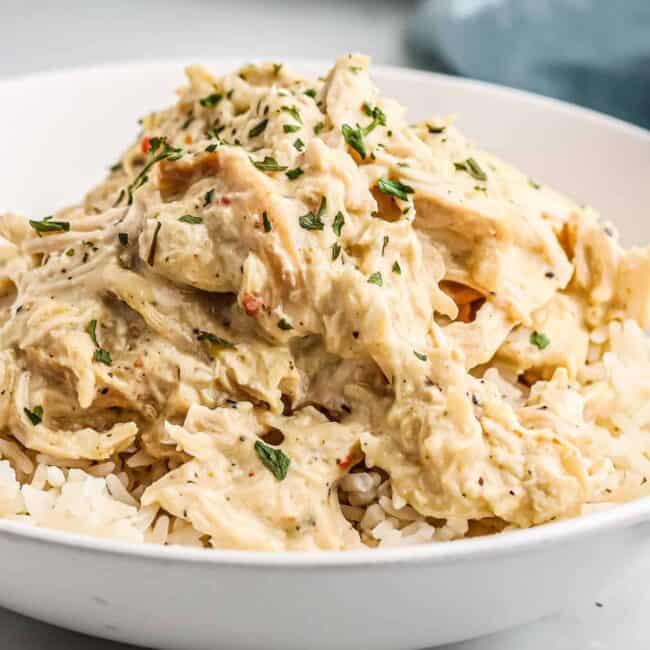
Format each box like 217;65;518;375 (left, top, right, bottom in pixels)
1;56;649;567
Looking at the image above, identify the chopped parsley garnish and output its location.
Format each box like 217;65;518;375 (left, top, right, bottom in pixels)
109;161;123;172
126;137;183;205
254;440;290;481
529;178;541;190
262;211;272;232
199;92;223;108
283;124;301;134
349;66;362;73
251;156;288;172
377;178;414;201
381;235;389;255
313;122;325;135
248;119;268;138
367;271;383;286
277;318;293;330
178;215;203;224
413;350;427;362
454;157;487;182
281;105;303;124
24;405;43;426
65;248;75;256
342;123;366;159
293;138;305;152
361;103;387;134
530;331;550;350
94;348;113;365
272;63;283;76
29;216;70;236
147;221;162;266
196;330;235;348
204;189;214;206
331;242;341;260
299;197;327;231
304;88;317;98
392;260;401;274
205;143;219;153
118;233;129;246
286;167;304;180
332;211;345;237
87;320;112;366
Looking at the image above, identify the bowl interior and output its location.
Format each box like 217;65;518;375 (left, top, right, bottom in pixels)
0;58;649;246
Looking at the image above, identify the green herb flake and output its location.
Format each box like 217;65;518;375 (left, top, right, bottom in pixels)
529;178;541;190
381;235;389;255
299;211;324;231
254;440;290;481
313;122;325;135
65;248;75;257
262;211;272;233
87;319;100;348
24;405;43;426
127;137;183;205
248;119;268;138
199;92;223;108
118;233;129;246
196;330;236;349
361;103;387;135
29;216;70;236
331;242;341;261
205;143;219;153
332;211;345;237
204;189;214;206
178;215;203;225
530;331;550;350
94;348;113;365
377;178;414;201
272;63;283;76
283;124;301;134
392;260;401;274
251;156;288;172
454;157;487;182
349;66;362;73
341;124;366;159
427;124;446;134
413;350;428;362
281;105;303;124
368;271;383;286
87;320;112;366
286;167;304;180
277;318;293;330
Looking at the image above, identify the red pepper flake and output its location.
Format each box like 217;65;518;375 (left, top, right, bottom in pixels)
248;471;255;477
220;196;231;206
242;293;264;318
184;134;193;145
140;136;151;154
337;456;351;469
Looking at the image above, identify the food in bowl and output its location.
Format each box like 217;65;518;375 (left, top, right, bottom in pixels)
1;55;649;551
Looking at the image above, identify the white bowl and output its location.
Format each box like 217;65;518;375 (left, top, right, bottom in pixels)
0;59;649;650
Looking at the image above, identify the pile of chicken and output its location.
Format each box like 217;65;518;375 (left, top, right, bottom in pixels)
1;54;650;551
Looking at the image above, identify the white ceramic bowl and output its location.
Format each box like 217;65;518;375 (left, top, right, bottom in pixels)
0;59;649;650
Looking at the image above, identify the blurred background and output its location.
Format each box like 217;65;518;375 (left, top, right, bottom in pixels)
1;0;649;128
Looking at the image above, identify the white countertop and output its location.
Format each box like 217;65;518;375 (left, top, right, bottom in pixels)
0;1;647;647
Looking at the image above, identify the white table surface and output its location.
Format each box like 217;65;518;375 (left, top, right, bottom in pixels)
0;1;647;648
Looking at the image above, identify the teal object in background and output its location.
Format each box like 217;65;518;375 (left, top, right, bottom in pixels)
408;0;650;128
